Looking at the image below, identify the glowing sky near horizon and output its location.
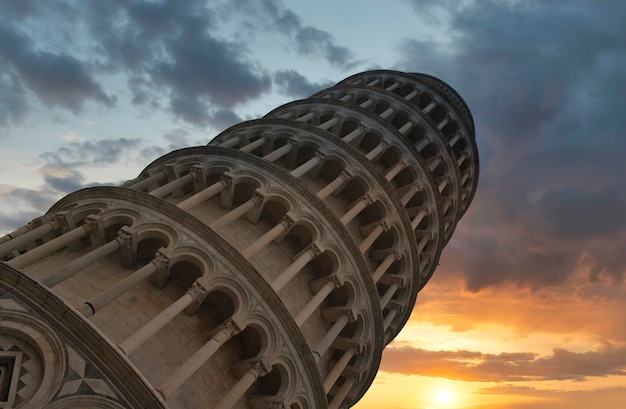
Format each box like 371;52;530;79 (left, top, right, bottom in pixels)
1;1;625;408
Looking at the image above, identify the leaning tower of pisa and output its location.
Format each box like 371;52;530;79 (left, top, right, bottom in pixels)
0;70;478;409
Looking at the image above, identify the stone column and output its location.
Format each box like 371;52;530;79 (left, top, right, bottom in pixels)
316;171;351;200
262;142;294;162
157;319;243;400
339;196;372;225
328;377;356;409
0;221;55;258
383;306;400;330
290;152;324;178
41;239;122;287
241;216;294;260
119;278;211;355
177;179;227;211
378;107;395;120
7;225;91;270
404;89;418;101
400;185;419;205
218;135;242;148
398;121;412;135
323;344;360;393
380;283;399;309
83;250;169;317
149;173;194;198
210;192;264;231
213;360;271;409
417;234;430;253
313;310;355;362
296;111;315;123
372;251;400;284
239;136;267;153
358;222;387;254
341;127;364;143
358;98;374;109
294;275;343;327
384;161;407;181
125;172;167;191
318;117;339;130
411;208;427;229
271;243;321;292
364;141;387;161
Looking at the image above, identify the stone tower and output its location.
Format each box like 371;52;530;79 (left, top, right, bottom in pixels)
0;70;478;409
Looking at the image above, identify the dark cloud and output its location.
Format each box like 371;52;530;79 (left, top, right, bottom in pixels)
382;344;626;382
399;1;626;291
39;138;141;168
274;70;334;98
0;72;28;127
43;171;87;194
532;188;626;238
82;0;271;125
208;109;244;132
0;187;61;231
152;30;271;111
0;1;353;127
221;0;358;69
0;23;114;113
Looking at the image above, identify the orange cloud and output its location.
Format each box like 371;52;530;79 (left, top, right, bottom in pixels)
380;344;626;382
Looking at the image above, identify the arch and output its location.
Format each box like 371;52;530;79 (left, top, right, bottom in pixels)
377;146;401;170
100;211;138;242
337;177;368;203
316;156;347;184
284;223;315;254
202;290;237;327
259;197;291;225
357;200;385;225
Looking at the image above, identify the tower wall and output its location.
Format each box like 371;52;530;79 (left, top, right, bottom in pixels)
0;70;478;409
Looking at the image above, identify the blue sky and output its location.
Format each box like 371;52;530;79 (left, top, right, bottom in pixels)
1;1;625;407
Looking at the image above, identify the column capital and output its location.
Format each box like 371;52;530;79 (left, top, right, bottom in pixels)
185;276;212;314
386;300;404;312
306;242;323;258
190;164;205;181
163;163;178;181
151;249;171;273
338;169;353;181
362;194;374;206
391;249;403;261
279;214;296;230
322;307;357;323
313;151;326;162
82;214;102;234
332;337;364;354
50;214;70;233
326;274;344;288
234;357;272;378
251;190;266;207
220;172;234;190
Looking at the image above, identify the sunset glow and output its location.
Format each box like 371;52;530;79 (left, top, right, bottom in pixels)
0;1;625;408
435;389;452;404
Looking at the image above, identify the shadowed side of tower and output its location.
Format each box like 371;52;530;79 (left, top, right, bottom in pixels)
0;70;478;409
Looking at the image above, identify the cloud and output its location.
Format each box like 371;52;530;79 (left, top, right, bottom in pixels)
397;1;626;291
0;71;28;128
381;344;626;382
477;386;626;409
38;138;142;167
274;69;334;98
0;186;60;232
83;0;272;125
221;0;358;69
0;23;114;113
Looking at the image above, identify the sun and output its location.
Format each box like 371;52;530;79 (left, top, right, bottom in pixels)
436;389;452;405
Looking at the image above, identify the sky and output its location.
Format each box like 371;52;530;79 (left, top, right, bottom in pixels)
1;0;625;408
